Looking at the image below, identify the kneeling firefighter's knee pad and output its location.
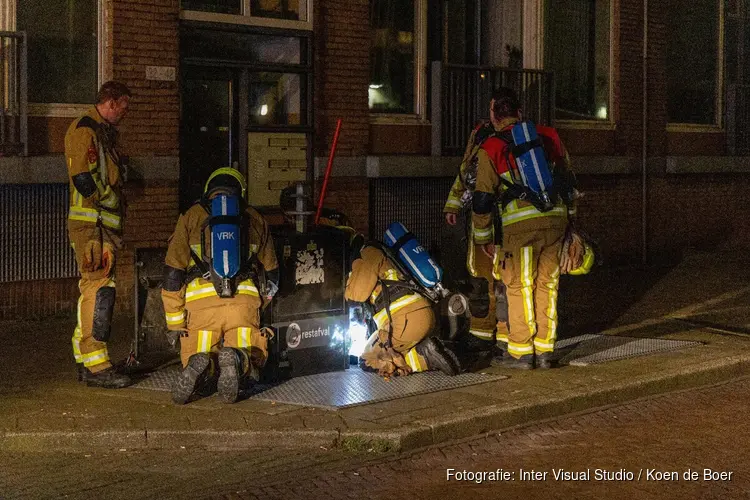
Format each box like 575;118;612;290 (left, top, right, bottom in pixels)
467;276;490;318
93;286;116;342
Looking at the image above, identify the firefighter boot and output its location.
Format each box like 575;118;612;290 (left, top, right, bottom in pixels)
492;353;534;370
218;347;256;404
77;363;85;382
85;366;132;389
459;333;496;353
536;352;554;370
172;353;211;405
416;337;461;376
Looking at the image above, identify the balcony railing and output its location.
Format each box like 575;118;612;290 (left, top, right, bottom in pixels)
431;61;555;157
0;31;28;157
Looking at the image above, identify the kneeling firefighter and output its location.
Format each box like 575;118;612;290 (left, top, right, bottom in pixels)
161;168;279;404
345;223;461;377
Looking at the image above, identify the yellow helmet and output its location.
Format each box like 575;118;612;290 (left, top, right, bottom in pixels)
569;243;595;275
204;167;247;199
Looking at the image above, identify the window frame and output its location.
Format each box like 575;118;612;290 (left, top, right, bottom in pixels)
541;0;616;128
666;0;724;132
180;0;314;32
368;0;428;124
12;0;110;117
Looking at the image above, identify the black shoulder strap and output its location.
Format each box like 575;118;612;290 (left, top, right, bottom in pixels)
76;115;100;132
389;231;416;256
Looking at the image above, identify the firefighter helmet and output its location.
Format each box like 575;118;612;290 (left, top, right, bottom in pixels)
569;243;595;275
204;167;247;199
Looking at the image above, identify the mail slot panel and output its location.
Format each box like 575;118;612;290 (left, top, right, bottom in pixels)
248;132;309;206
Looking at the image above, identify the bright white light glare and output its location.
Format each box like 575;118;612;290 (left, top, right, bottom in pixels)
347;322;369;357
369;83;383;89
596;105;607;120
260;104;268;116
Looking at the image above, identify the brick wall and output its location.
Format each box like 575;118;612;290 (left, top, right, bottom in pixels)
315;0;371;158
113;0;180;157
0;279;79;320
111;0;181;313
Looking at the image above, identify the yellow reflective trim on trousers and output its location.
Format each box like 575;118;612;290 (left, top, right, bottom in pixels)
238;327;252;348
501;206;566;227
165;310;185;325
545;266;561;343
534;339;555;353
373;294;423;330
72;296;83;362
496;332;509;343
507;342;533;356
492;249;502;280
467;222;477;276
520;246;536;337
82;348;110;367
405;348;425;372
198;330;213;353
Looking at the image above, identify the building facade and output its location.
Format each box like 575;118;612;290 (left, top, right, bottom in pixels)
1;0;748;319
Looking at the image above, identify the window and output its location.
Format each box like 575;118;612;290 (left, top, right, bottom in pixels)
16;0;99;104
370;0;425;115
666;0;722;126
248;72;305;126
180;0;311;27
544;0;611;121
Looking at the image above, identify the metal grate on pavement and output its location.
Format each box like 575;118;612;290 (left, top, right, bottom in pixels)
554;334;702;366
132;365;508;409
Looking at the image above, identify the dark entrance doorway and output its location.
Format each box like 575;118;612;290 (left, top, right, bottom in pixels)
179;66;238;211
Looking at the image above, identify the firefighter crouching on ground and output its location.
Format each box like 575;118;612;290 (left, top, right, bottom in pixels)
345;242;461;377
444;121;510;353
161;168;279;404
472;87;576;370
66;81;132;388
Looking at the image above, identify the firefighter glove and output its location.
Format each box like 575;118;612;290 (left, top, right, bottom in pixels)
102;242;116;276
560;228;585;274
83;239;103;272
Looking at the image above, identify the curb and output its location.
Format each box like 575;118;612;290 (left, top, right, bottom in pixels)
3;354;749;453
339;353;750;453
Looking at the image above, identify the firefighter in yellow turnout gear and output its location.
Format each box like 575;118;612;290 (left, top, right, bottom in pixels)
471;88;576;369
345;244;461;377
162;168;279;404
444;123;510;351
65;81;132;388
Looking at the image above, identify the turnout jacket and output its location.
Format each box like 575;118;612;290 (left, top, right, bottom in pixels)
471;117;573;246
65;107;125;244
345;246;432;332
162;203;279;330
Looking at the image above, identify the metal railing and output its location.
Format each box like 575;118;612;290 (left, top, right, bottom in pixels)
0;31;28;157
727;84;750;155
431;61;555;157
0;184;77;283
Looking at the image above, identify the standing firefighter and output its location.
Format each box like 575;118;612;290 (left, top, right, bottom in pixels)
66;81;131;388
444;121;510;353
471;87;578;369
161;168;279;404
345;239;461;377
